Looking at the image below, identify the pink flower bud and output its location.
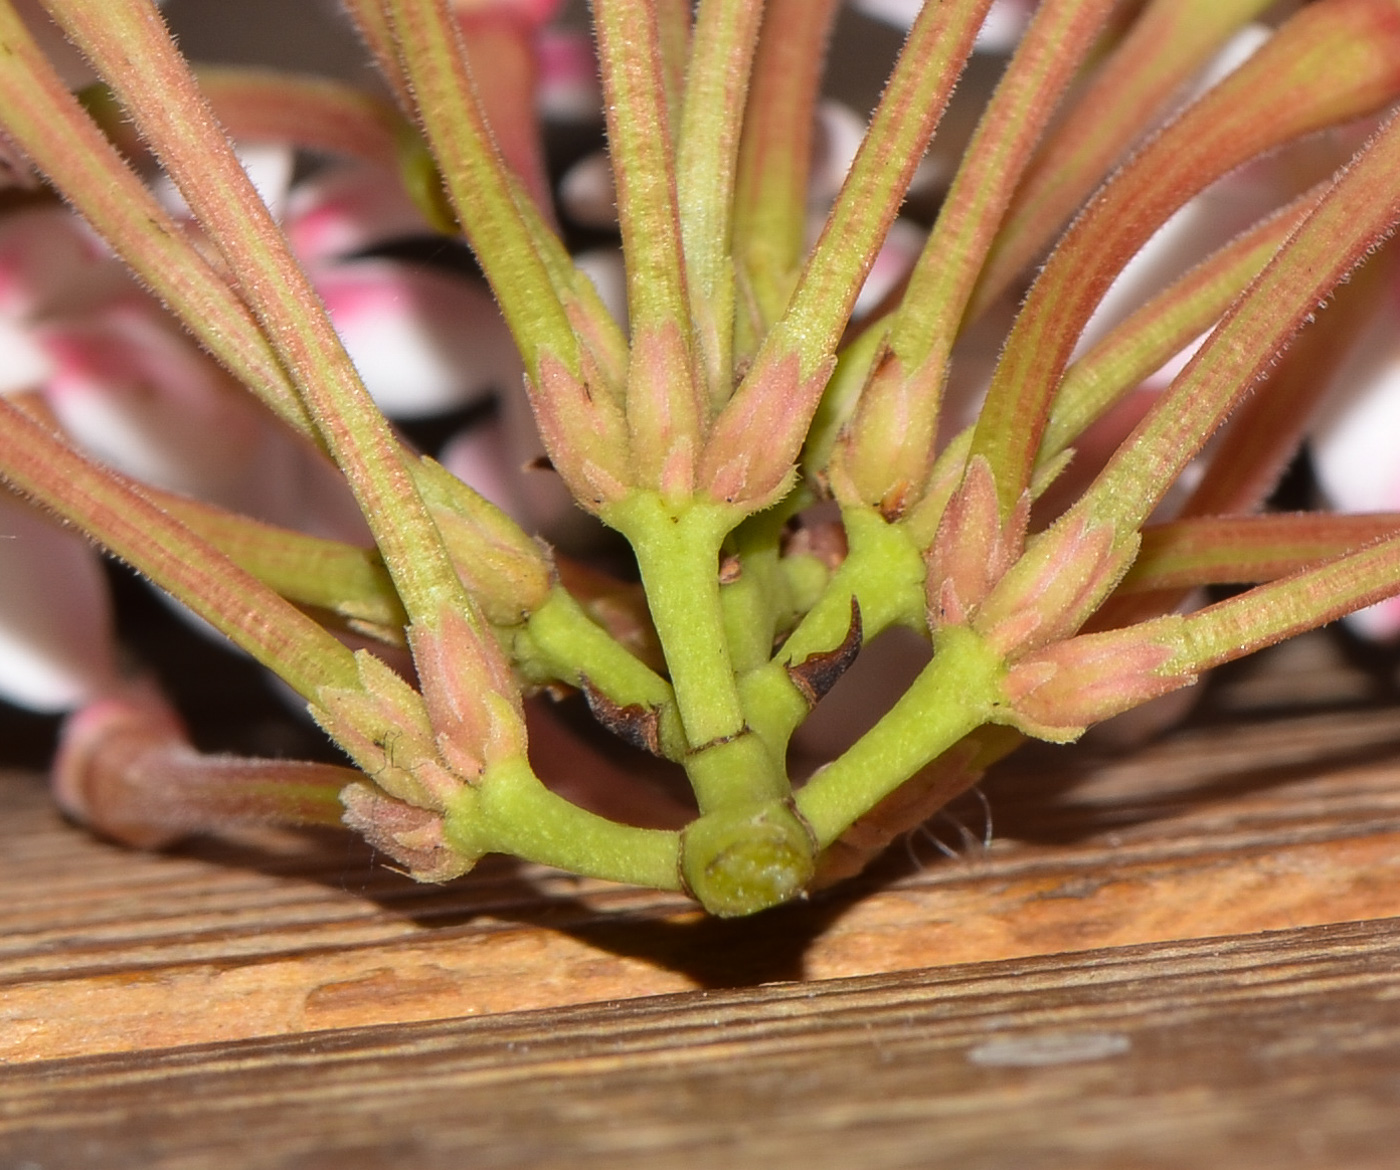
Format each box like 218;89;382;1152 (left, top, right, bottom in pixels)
1002;618;1194;742
699;351;835;510
925;456;1028;629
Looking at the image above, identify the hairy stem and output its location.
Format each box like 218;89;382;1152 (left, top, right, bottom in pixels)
676;0;764;400
797;626;1004;848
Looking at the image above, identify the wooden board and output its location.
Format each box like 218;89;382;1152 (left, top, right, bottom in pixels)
3;631;1400;1164
5;918;1400;1168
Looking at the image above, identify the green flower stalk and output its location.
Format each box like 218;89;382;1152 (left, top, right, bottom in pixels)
3;0;1400;917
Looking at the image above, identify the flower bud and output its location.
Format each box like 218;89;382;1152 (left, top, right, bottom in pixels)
975;515;1135;657
525;351;632;511
925;455;1028;630
1001;616;1193;741
698;350;835;510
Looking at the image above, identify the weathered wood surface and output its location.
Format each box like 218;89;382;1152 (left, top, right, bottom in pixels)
3;632;1400;1164
6;919;1400;1168
6;639;1400;1063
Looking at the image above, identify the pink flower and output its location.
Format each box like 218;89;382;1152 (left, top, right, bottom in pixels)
0;6;582;719
0;490;117;712
288;163;522;420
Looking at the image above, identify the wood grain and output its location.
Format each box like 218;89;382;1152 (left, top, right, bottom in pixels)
5;918;1400;1168
5;632;1400;1164
4;635;1400;1064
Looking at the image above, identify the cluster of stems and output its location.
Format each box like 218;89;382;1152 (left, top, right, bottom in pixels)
4;0;1400;915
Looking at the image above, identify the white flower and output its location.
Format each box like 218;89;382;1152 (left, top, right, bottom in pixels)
1310;286;1400;640
0;491;117;712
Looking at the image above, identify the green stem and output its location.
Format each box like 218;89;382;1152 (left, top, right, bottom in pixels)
892;0;1117;372
515;587;687;760
731;0;840;351
604;492;789;813
969;0;1400;520
804;318;886;477
1167;533;1400;674
778;507;928;666
679;797;816;916
593;0;692;342
750;0;994;386
1175;238;1398;522
0;1;314;442
382;0;583;384
675;0;764;401
519;589;673;704
1080;111;1400;542
1038;190;1320;462
719;505;803;675
446;757;682;891
1118;513;1400;595
592;0;707;494
0;400;358;702
740;506;928;761
84;69;409;169
655;0;693;128
155;492;407;638
607;494;743;746
404;0;630;384
47;0;469;628
797;626;1004;848
836;0;1116;513
340;0;415;112
972;0;1277;317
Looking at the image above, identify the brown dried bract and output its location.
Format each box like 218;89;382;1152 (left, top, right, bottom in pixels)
786;597;862;707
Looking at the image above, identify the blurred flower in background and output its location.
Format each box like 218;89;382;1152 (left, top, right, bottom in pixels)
3;0;1400;781
0;0;590;744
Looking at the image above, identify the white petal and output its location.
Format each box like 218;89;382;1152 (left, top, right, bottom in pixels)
571;247;628;328
1312;323;1400;517
850;0;922;29
536;28;602;122
318;260;520;418
0;315;53;395
973;0;1035;53
0;492;116;712
1078;148;1323;358
1148;332;1208;390
1069;27;1292;355
1341;596;1400;642
236;143;297;222
852;0;1033;51
809;101;867;208
285;163;431;263
40;303;368;537
41;307;270;502
153;143;295;223
854;218;924;318
1189;25;1272;101
1311;306;1400;642
558;151;617;230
